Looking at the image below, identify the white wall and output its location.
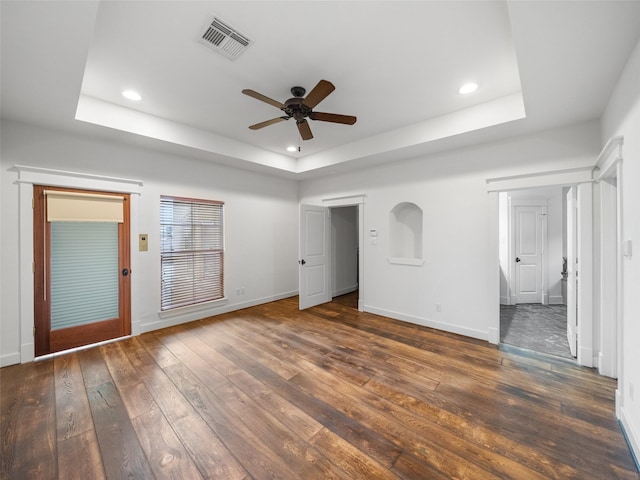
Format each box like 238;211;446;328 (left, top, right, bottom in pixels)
300;121;600;341
0;120;299;366
331;206;358;297
601;35;640;464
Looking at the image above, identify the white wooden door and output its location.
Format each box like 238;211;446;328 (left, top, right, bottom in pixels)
566;187;578;357
299;204;331;310
514;205;543;303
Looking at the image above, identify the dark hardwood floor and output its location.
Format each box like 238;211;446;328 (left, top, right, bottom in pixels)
2;294;638;479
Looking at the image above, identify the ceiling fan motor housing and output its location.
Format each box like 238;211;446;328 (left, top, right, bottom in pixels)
283;97;311;121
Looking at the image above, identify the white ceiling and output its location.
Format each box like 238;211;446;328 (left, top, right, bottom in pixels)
2;1;640;179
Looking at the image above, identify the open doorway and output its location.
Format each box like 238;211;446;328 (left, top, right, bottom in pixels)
299;196;365;311
330;206;359;309
498;186;575;360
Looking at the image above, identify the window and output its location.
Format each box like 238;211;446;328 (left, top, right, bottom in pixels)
160;196;224;310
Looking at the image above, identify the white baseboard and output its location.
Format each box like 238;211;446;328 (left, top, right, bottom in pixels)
549;295;564;305
363;305;488;342
1;351;21;367
141;290;299;333
500;296;510;305
487;327;499;344
620;405;640;472
578;346;594;368
332;284;358;298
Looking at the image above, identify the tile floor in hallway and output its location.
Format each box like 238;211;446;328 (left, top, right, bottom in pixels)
500;303;574;360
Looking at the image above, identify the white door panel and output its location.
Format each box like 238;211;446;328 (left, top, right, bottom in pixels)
566;187;577;357
514;205;542;303
518;264;538;293
299;204;331;310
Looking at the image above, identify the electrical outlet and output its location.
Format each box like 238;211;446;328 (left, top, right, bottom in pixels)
435;303;442;312
236;287;245;296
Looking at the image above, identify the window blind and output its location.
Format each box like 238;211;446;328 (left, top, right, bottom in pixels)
50;222;119;330
45;190;124;223
160;196;224;310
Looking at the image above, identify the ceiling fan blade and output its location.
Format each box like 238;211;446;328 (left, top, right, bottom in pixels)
242;89;285;109
297;119;313;140
302;79;335;109
249;117;289;130
309;112;357;125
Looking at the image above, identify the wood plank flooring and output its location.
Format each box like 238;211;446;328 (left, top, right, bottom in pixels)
2;294;638;479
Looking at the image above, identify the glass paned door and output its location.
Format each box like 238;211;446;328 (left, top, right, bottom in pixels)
33;186;131;356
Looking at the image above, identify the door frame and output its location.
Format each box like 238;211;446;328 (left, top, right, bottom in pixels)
33;185;131;356
320;195;365;311
486;166;594;367
593;136;624;389
329;205;359;299
12;165;142;363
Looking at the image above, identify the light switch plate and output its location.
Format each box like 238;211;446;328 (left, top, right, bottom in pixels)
139;234;148;252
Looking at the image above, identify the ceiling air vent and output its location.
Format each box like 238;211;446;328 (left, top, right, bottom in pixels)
198;15;253;61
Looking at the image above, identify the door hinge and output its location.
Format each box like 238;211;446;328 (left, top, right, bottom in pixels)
33;326;36;337
32;198;35;209
32;262;35;274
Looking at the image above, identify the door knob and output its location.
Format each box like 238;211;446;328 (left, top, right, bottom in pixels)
299;259;306;265
515;257;521;263
122;268;129;276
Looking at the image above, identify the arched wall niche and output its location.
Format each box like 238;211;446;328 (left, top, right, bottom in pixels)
389;202;423;265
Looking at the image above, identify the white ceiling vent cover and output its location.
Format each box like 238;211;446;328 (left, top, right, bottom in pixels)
198;15;253;61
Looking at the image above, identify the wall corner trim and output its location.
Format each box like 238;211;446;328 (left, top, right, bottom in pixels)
593;136;624;181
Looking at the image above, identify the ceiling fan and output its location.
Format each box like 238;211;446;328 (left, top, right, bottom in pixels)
242;79;356;140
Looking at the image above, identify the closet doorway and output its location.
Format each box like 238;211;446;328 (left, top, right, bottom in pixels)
330;206;359;309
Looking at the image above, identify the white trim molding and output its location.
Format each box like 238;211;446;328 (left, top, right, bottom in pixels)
592;137;624;385
11;164;143;194
486;166;593;193
322;194;366;207
364;304;490;342
593;136;623;180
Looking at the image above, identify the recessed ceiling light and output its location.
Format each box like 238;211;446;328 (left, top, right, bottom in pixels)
286;145;297;152
122;90;142;101
459;83;478;95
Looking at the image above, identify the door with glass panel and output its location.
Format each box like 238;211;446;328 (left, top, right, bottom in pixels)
33;186;131;356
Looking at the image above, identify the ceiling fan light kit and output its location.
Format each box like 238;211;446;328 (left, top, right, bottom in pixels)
242;79;357;140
